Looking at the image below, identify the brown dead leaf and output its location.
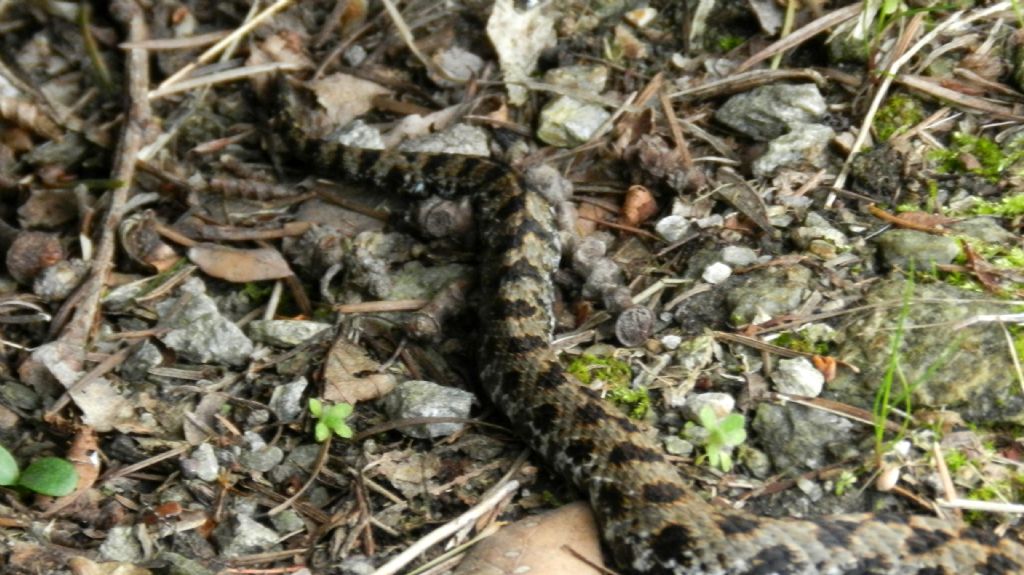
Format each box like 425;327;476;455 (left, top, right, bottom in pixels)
311;72;391;127
187;243;294;282
454;502;604;575
811;355;837;382
323;339;397;404
622;184;658;226
961;240;1002;294
374;450;441;498
894;211;957;230
715;172;773;234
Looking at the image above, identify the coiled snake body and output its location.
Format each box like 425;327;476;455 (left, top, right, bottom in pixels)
277;80;1024;574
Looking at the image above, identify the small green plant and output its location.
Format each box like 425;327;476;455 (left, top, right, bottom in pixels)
308;399;354;442
873;273;915;460
0;444;78;497
834;470;858;496
692;406;747;473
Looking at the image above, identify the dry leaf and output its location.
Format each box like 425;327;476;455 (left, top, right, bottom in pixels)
187;243;294;282
323;339;396;404
454;502;604;575
895;211;956;230
811;355;837;382
961;240;1002;294
311;72;391;127
622;184;658;226
374;450;441;498
24;342;133;432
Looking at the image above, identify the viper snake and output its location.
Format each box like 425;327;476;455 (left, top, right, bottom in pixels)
276;77;1024;575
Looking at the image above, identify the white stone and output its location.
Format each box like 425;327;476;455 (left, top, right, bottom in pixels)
771;357;824;397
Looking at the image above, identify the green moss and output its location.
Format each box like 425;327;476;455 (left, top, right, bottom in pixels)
773;331;830;355
567;354;647;418
716;35;745;52
931;133;1024;182
971;194;1024;217
607;385;650;419
944;449;968;473
242;281;274;303
567;354;631;386
874;94;924;141
834;470;858;496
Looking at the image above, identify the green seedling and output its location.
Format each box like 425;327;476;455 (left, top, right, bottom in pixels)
0;444;78;497
834;470;858;496
309;398;354;442
695;406;747;473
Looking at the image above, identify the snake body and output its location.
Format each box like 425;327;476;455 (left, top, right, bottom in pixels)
276;79;1024;574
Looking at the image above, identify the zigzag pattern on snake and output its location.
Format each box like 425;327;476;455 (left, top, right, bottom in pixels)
275;77;1024;574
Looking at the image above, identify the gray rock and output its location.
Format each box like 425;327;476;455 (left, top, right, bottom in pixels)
238;439;284;474
797;476;825;501
791;211;849;255
753;403;856;472
660;334;682;350
543;64;609;92
701;262;732;284
715;84;827;141
432;46;485;85
752;123;834;177
655;215;691;242
120;340;163;382
721;245;759;266
682;392;735;422
726;265;813;325
740;446;772;479
248;320;331;348
269;377;309;422
215;515;280;557
33;258;89;301
157;279;253;366
829;279;1024;425
181;443;220;482
383;380;474;438
0;379;40;411
269;509;306;534
98;525;143;562
663;435;694;456
337;555;376;575
771;357;824;397
949;216;1016;244
388;261;473;300
537;96;611;147
269;443;324;484
876;230;960;269
156;551;216;575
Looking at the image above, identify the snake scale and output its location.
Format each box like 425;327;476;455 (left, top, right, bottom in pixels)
275;77;1024;574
